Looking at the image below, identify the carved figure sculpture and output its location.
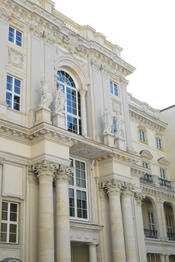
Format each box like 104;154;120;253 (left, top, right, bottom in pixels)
117;113;125;138
55;86;65;114
39;80;52;110
104;110;112;134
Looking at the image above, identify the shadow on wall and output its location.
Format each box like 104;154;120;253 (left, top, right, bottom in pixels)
0;259;22;262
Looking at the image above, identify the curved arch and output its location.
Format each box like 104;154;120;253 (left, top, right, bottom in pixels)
140;150;153;160
157;157;169;166
0;258;22;262
55;55;89;91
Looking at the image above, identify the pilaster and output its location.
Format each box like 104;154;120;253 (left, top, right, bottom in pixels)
79;88;88;137
155;199;168;240
89;243;97;262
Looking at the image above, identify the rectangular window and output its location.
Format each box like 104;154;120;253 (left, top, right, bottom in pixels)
68;159;88;219
113;118;117;133
0;201;19;244
139;129;146;142
6;75;21;111
148;211;155;231
160;167;166;180
156;137;163;149
166;215;174;233
143;162;149;169
110;81;118;96
8;26;22;47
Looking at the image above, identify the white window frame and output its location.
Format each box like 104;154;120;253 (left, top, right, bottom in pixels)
68;158;88;220
148;210;155;231
8;26;23;47
6;74;21;112
110;81;119;97
1;201;19;244
56;71;81;135
160;167;166;180
156;136;163;149
139;129;146;142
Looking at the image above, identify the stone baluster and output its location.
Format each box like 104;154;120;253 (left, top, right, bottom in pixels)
55;165;71;262
89;243;97;262
160;254;165;262
121;184;138;262
35;161;55;262
79;89;87;137
134;192;147;262
105;179;126;262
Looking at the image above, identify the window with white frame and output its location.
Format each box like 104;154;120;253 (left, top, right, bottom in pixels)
160;167;166;180
68;159;88;219
139;129;146;142
148;210;155;231
166;214;174;233
8;26;22;47
6;75;21;111
143;162;149;169
0;201;19;244
156;136;163;149
56;71;81;135
110;81;118;96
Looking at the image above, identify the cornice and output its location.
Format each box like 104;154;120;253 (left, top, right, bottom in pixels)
129;106;167;131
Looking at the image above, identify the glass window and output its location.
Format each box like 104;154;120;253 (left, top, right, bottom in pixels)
68;159;88;219
56;71;81;135
156;136;163;149
6;75;21;111
160;167;166;180
8;26;22;47
0;201;18;244
139;129;146;142
110;81;118;97
113;118;117;133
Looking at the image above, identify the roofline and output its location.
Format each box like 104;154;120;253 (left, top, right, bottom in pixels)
160;105;175;112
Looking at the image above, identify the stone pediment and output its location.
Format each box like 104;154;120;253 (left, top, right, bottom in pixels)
139;150;153;160
157;157;169;166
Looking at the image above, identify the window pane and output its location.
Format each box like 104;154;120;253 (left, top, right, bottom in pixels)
14;79;21;94
1;223;7;233
16;31;22;46
13;95;20;111
9;27;14;42
10;203;17;213
10;224;17;233
9;233;17;243
7;75;12;91
2;202;8;211
1;233;7;242
114;84;118;96
10;212;17;222
110;81;113;94
6;92;12;108
69;189;75;217
2;211;8;220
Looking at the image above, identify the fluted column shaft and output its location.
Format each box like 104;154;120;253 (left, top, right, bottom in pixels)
55;166;71;262
37;163;55;262
107;184;126;262
89;244;97;262
122;189;137;262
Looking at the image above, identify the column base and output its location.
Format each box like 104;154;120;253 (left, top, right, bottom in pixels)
35;108;51;124
53;113;66;129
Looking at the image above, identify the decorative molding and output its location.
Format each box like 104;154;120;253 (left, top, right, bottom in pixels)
0;6;11;21
140;149;153;160
157;157;169;166
55;164;72;183
8;47;24;69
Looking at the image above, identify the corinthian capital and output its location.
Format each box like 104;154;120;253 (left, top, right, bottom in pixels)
32;160;58;178
55;164;73;183
134;192;145;205
100;177;124;196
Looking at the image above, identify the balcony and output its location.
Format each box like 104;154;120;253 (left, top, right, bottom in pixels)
167;232;175;241
144;229;158;239
140;173;153;184
159;178;171;189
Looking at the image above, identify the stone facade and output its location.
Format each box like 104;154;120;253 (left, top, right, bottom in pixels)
0;1;175;262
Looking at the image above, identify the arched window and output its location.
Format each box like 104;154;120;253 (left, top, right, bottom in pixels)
56;71;81;135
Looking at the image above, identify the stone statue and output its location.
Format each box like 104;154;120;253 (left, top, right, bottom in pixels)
39;80;52;110
55;86;65;114
117;113;125;138
104;110;112;134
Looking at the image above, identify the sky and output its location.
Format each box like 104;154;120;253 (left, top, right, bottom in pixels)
54;0;175;110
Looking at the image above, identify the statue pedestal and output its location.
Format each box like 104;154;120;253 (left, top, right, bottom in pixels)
104;133;114;147
115;136;126;151
35;108;51;124
53;113;66;129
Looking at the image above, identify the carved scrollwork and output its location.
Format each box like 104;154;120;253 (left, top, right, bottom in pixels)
55;164;73;183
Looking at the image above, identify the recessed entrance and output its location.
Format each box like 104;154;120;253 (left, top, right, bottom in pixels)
71;242;89;262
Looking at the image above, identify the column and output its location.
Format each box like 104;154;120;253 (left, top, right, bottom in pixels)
106;180;126;262
165;255;169;262
155;200;167;240
121;187;137;262
160;255;165;262
55;165;71;262
134;193;147;262
89;243;97;262
36;161;55;262
79;89;87;137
